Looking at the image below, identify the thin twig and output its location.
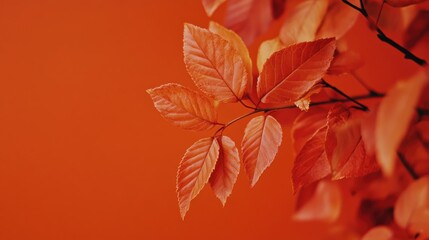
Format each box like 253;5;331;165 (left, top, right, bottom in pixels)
322;80;369;111
342;0;427;66
351;71;383;97
397;152;419;180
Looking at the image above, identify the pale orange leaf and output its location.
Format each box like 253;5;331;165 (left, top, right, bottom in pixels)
177;137;220;219
183;23;248;103
375;72;428;176
147;83;218;131
256;37;284;73
209;136;240;206
208;21;252;92
257;38;336;104
224;0;273;45
294;180;342;222
202;0;226;16
394;176;429;231
362;226;394;240
279;0;329;47
316;1;359;39
241;115;282;187
386;0;428;7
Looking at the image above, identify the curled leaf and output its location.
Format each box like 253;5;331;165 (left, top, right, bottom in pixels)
147;83;218;131
242;115;282;187
177;137;220;219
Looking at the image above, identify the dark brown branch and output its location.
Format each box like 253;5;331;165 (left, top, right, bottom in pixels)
342;0;427;66
397;152;419;180
322;80;369;111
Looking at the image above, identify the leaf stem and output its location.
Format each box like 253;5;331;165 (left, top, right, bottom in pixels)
342;0;427;66
322;80;369;111
397;152;419;180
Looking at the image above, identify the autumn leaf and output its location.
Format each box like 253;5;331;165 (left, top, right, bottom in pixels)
183;23;248;103
272;0;287;19
147;83;219;131
375;72;428;176
208;21;253;96
327;51;364;75
256;37;284;73
404;10;429;49
385;0;428;7
316;1;359;39
202;0;226;16
257;38;336;104
292;107;328;153
241;115;282;187
394;176;429;237
177;137;220;219
224;0;274;45
331;120;379;180
209;136;240;205
279;0;328;47
294;180;342;222
362;226;394;240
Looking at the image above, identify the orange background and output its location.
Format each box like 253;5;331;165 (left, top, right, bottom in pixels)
0;1;424;239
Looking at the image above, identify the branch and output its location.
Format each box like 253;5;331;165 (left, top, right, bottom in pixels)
397;152;419;180
322;80;369;111
342;0;427;66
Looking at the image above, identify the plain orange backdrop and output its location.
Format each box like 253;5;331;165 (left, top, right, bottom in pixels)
0;1;425;239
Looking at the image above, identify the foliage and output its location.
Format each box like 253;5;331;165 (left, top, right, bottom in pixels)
148;0;429;238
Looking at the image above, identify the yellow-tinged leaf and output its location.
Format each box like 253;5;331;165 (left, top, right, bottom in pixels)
279;0;329;47
202;0;226;16
241;115;282;187
362;226;394;240
147;83;218;131
375;72;428;176
208;21;252;87
257;38;336;104
294;180;342;222
177;137;220;219
394;176;429;231
256;37;284;73
209;136;240;206
183;23;248;103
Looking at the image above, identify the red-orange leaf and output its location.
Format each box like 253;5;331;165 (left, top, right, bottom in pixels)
209;136;240;206
294;180;342;222
316;1;359;39
257;38;336;104
202;0;226;16
241;115;282;187
331;120;379;180
292;106;328;153
224;0;273;45
279;0;329;47
386;0;428;7
394;176;429;232
327;51;364;75
177;137;220;219
147;83;218;131
376;72;428;176
183;23;248;103
404;10;429;49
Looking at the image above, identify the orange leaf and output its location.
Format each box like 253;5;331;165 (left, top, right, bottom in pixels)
316;1;359;39
327;51;364;75
209;136;240;206
224;0;273;45
279;0;329;47
394;176;429;232
331;120;379;180
241;115;282;187
147;83;218;131
386;0;428;7
375;72;428;176
202;0;226;16
294;180;342;222
362;226;394;240
183;23;248;103
404;10;429;49
292;107;328;154
256;37;284;73
257;38;336;104
208;21;253;94
177;137;220;219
